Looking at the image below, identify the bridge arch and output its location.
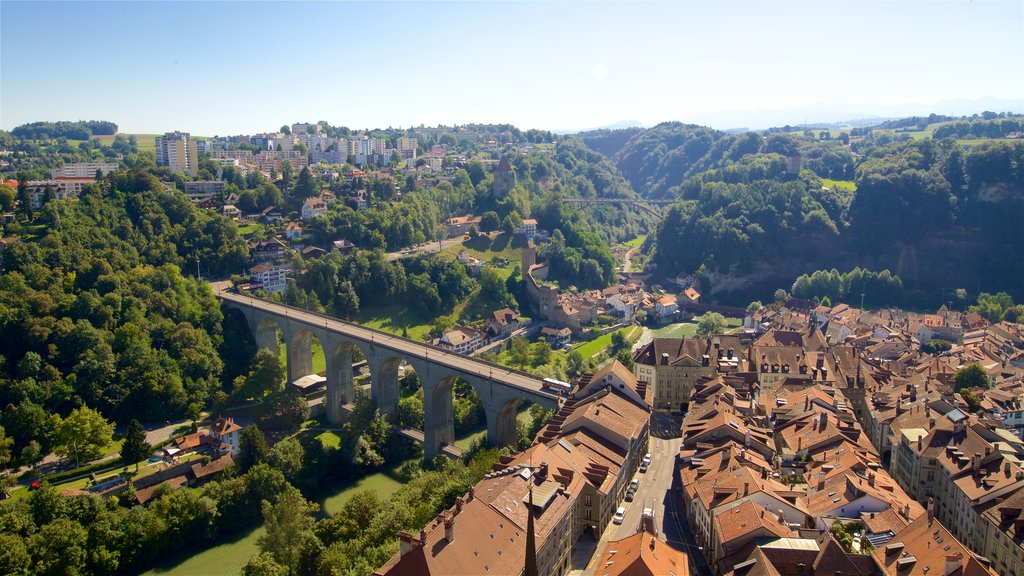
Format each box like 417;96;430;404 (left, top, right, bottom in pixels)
492;397;525;449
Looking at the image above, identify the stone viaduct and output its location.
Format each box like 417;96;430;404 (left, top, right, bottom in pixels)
216;288;562;461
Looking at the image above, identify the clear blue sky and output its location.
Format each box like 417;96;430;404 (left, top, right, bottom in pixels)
2;1;1022;134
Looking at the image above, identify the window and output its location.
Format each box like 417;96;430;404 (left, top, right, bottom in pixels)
585;509;591;520
585;495;592;506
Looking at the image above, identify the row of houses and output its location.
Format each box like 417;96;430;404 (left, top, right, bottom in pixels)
677;373;996;576
375;360;664;576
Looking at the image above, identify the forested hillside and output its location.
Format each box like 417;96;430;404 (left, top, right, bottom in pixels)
0;173;250;461
581;121;1024;303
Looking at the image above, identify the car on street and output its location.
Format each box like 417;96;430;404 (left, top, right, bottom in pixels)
629;479;640;491
613;506;626;524
625;490;635;502
639;462;648;473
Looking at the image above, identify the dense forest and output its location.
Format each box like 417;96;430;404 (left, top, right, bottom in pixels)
0;174;251;464
580;120;1024;303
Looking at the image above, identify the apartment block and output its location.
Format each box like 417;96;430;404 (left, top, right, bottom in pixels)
155;132;199;176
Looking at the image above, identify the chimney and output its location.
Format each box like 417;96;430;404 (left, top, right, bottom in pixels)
798;437;803;452
927;497;935;524
777;509;785;524
903;502;911;520
399;528;415;557
444;513;455;542
650;536;656;550
455;497;464;514
744;429;751;447
744;483;749;496
868;472;876;487
728;348;734;359
805;396;810;411
945;553;964;576
985;446;992;458
896;397;903;415
974;452;982;474
468;486;475;500
539;461;549;480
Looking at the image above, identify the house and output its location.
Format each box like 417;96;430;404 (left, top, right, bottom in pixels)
208;417;242;456
443;215;482;236
301;245;328;260
681;286;701;304
249;262;288;294
517;218;538;240
456;249;483;273
592;528;689;576
437;327;485;355
301;197;327;220
654;294;679;321
284;221;304;240
606;293;637;320
675;272;693;289
331;239;355;255
221;204;241;219
485;308;521;338
541;326;572;348
250;237;288;262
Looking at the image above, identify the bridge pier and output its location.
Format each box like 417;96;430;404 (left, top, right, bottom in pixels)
370;355;402;420
323;339;356;425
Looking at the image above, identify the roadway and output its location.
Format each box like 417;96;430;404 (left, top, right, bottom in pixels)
213;285;560;400
584;411;712;576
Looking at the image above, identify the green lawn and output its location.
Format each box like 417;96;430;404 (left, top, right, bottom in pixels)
573;325;640;359
316;430;342;450
356;303;438;341
820;178;856;192
653;316;742;339
441;232;524;265
623;235;647;248
237;222;264;236
318;469;405;516
90;133;159;152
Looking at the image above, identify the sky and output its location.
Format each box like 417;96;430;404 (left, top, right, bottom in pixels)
2;1;1022;135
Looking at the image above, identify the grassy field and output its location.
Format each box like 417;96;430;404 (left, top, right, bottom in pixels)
653;322;699;339
90;133;159;152
820;178;857;192
441;232;524;266
623;235;647;249
653;316;742;339
573;325;640;359
356;303;436;341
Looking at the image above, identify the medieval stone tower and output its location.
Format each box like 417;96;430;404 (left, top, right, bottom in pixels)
493;155;516;197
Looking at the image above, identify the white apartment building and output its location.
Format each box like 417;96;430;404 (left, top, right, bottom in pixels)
50;162;118;179
155;132;199;176
249;262;288;294
183;180;226;200
26;179;90;210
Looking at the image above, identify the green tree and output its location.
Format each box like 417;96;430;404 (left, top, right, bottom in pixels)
294;167;316;200
268;437;305;482
242;552;289;576
398;392;425;429
54;406;114;467
120;419;151;471
696;312;727;337
0;184;15;212
238;424;270;471
0;425;12;469
510;337;530;367
961;389;982;413
480;211;500;232
954;362;989;391
567;350;584;376
615;349;635;371
20;440;42;470
0;533;30;576
746;301;763;315
29;518;88;576
258;487;319;573
234;348;285;399
774;289;789;302
531;340;553;366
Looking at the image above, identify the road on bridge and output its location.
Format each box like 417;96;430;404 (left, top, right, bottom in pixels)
213;285;561;400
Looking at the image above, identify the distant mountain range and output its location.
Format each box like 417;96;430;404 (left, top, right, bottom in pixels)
566;96;1024;134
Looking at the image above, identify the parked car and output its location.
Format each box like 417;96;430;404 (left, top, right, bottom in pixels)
625;489;636;502
613;506;626;524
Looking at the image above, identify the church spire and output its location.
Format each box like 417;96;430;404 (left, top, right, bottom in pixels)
524;487;539;576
